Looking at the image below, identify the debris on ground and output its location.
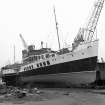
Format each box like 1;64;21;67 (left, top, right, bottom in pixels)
0;85;41;98
0;84;55;104
0;84;65;104
1;83;105;105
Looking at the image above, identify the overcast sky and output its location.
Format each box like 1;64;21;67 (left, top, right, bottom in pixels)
0;0;105;67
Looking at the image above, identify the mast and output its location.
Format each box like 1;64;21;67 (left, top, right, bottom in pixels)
53;6;61;50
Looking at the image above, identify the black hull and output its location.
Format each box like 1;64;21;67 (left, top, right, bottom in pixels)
19;56;97;84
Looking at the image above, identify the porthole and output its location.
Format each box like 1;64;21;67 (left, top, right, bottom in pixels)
40;63;42;67
29;66;31;70
24;68;26;71
47;61;50;65
43;62;46;66
37;64;39;68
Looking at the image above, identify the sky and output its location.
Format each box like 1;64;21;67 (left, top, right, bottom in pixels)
0;0;105;67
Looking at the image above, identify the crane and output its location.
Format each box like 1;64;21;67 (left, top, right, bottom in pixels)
86;0;104;41
74;0;104;43
19;34;28;50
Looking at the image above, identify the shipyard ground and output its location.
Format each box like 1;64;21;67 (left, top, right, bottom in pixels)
1;88;105;105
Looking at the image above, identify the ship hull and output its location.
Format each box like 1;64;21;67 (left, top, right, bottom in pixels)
20;71;96;85
19;40;98;86
19;56;97;85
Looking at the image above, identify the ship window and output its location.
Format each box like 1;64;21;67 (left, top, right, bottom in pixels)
47;61;50;65
24;67;26;71
40;63;42;67
30;65;32;69
52;54;55;57
43;62;46;66
29;66;31;70
46;54;49;58
42;55;44;59
37;64;39;68
34;56;37;61
38;56;40;60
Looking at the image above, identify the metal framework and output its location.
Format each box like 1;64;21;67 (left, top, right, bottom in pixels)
75;0;104;43
86;0;104;40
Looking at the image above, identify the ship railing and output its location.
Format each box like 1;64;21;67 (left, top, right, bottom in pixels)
22;52;57;64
